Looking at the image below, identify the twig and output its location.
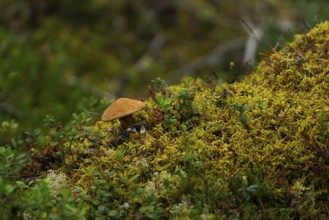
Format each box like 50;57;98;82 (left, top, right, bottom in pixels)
240;17;264;67
133;33;166;72
172;38;245;77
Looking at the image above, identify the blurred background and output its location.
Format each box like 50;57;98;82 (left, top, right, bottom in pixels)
0;0;329;143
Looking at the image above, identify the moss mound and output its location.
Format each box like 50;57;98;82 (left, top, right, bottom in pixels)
25;22;329;219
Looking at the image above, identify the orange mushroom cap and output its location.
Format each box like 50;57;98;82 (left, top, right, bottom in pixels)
101;98;146;121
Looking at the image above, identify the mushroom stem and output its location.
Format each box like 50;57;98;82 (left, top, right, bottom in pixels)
119;114;137;130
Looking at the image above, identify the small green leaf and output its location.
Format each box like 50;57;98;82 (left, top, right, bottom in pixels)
246;184;258;192
117;150;124;161
108;210;119;217
51;141;58;146
71;189;82;193
163;98;172;106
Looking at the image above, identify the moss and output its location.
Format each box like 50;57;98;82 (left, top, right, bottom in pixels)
25;22;329;219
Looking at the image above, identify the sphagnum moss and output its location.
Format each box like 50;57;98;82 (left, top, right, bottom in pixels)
27;22;329;219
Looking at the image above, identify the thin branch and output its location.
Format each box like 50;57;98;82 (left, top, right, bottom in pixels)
133;33;166;72
172;38;245;77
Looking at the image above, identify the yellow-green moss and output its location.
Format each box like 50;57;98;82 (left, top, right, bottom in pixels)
36;22;329;219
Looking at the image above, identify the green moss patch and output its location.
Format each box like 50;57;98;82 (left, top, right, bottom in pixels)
13;22;329;219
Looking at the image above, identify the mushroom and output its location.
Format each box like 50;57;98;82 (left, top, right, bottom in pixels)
101;98;146;130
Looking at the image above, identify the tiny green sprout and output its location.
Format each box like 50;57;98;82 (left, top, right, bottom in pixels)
151;77;168;93
316;111;329;141
116;149;124;161
43;115;56;127
177;91;195;118
155;94;173;112
230;103;251;127
177;91;191;101
25;129;41;144
255;99;267;109
230;61;235;70
163;115;177;126
0;120;18;137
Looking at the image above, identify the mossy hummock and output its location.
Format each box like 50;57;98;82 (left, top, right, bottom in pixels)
35;22;329;219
